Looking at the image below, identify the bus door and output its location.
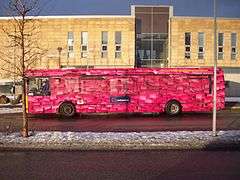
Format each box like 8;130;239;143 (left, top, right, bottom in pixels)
27;77;51;113
109;76;137;113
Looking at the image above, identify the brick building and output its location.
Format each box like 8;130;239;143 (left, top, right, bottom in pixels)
0;1;239;97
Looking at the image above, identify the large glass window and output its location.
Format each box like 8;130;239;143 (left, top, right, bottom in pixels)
135;6;169;67
136;33;168;67
81;32;88;58
28;77;50;96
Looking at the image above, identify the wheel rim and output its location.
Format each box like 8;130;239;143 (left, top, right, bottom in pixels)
62;104;74;115
170;104;179;114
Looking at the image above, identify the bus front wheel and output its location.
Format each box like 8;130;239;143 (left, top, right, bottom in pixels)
165;100;181;116
59;102;76;117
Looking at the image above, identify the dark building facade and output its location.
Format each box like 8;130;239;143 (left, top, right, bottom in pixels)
134;6;170;67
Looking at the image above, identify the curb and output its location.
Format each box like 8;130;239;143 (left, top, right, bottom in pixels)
0;142;240;151
0;104;22;109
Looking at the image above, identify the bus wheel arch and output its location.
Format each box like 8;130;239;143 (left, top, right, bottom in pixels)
58;101;76;117
164;100;182;116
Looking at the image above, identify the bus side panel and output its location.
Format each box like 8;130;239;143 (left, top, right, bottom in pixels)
137;75;164;113
77;77;110;113
180;76;210;112
179;71;225;113
155;74;213;113
28;96;53;114
124;76;139;113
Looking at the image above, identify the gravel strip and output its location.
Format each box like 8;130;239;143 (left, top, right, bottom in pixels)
1;130;240;150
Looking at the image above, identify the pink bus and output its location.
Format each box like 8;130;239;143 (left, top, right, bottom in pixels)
25;68;225;117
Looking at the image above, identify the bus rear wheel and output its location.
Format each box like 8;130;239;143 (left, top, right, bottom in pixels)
59;102;76;117
165;100;181;116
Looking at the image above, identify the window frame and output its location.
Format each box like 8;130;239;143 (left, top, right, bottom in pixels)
184;32;191;59
101;31;108;58
115;31;122;59
81;31;88;58
67;32;74;58
217;33;224;60
27;77;51;96
198;32;205;60
231;33;237;60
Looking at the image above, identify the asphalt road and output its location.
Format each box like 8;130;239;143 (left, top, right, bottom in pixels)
0;112;240;132
0;150;240;180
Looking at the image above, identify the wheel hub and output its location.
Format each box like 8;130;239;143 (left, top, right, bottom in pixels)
63;106;73;114
170;104;179;114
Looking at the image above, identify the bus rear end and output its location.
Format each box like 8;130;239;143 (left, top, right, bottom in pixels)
216;68;225;110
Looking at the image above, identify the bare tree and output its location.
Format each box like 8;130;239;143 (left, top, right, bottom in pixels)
0;0;46;137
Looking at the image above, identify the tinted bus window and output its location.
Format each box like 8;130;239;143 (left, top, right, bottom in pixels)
28;77;50;96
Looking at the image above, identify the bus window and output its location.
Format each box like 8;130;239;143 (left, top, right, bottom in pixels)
28;78;50;96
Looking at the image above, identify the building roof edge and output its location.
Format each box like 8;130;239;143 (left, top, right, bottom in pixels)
172;16;240;20
0;15;134;20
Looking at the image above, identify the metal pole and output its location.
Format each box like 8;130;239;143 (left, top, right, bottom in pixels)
13;27;16;99
212;0;217;136
168;0;173;68
151;7;153;68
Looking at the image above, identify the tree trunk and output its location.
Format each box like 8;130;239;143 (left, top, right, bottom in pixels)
21;77;28;137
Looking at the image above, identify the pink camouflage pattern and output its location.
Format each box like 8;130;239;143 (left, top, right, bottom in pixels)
25;68;225;114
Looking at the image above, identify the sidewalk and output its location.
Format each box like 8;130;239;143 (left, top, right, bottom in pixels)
0;130;240;151
0;103;239;151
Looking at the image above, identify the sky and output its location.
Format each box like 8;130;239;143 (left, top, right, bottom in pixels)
0;0;239;18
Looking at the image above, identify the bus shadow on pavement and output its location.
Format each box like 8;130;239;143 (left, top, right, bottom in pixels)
28;112;212;122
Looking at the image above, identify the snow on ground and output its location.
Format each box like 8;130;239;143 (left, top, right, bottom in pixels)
0;130;240;150
225;97;240;102
0;107;22;114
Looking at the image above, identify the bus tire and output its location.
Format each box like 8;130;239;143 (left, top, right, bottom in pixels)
165;100;181;116
59;102;76;117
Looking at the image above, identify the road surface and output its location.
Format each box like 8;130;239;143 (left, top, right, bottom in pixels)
0;150;240;180
0;112;240;132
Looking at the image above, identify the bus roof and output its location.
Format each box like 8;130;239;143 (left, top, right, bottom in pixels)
25;67;221;77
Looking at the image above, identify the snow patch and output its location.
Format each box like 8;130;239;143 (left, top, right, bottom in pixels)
225;97;240;102
0;107;22;114
1;130;240;149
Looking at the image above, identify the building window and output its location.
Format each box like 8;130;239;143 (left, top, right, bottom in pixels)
231;33;237;60
185;32;191;59
198;32;204;60
115;31;122;59
218;33;224;60
67;32;74;58
101;31;108;58
81;32;88;58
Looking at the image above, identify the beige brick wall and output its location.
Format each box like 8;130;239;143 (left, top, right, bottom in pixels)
1;15;240;82
170;17;240;67
0;16;135;81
